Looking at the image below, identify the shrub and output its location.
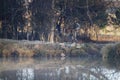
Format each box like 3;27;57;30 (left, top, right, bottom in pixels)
33;49;46;57
115;43;120;57
101;43;120;60
16;48;34;57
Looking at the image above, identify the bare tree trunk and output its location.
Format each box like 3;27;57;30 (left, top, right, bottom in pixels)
22;0;33;40
86;0;98;40
86;0;93;26
49;0;55;43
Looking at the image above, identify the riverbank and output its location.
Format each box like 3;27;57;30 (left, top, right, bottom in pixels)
0;39;119;58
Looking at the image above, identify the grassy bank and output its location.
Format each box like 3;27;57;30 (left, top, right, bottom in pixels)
0;39;120;59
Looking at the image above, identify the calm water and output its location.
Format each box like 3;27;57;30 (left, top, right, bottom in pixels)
0;57;120;80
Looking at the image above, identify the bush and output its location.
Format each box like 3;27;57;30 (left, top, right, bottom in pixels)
33;49;46;57
101;43;120;60
16;48;34;57
115;43;120;57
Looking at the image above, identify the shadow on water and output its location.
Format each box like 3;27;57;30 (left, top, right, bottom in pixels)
0;57;120;80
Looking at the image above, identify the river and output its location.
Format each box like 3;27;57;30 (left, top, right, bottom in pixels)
0;57;120;80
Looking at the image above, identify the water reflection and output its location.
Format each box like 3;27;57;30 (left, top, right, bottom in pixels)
0;58;120;80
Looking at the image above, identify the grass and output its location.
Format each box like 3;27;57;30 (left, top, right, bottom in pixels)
0;39;62;57
0;39;120;58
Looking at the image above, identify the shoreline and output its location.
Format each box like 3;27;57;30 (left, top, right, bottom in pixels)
0;39;119;58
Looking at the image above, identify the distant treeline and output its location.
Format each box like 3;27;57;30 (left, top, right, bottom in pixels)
0;0;120;42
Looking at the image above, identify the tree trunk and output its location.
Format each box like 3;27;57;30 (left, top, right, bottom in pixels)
86;0;93;26
49;0;55;43
86;0;98;40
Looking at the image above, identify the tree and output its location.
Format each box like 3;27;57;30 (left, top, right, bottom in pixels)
0;0;113;42
116;8;120;24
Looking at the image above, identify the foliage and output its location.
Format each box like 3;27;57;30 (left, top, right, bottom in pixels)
0;0;117;42
101;43;120;60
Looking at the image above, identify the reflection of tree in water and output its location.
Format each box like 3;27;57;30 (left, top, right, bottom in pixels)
102;58;120;80
0;65;118;80
0;58;120;80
